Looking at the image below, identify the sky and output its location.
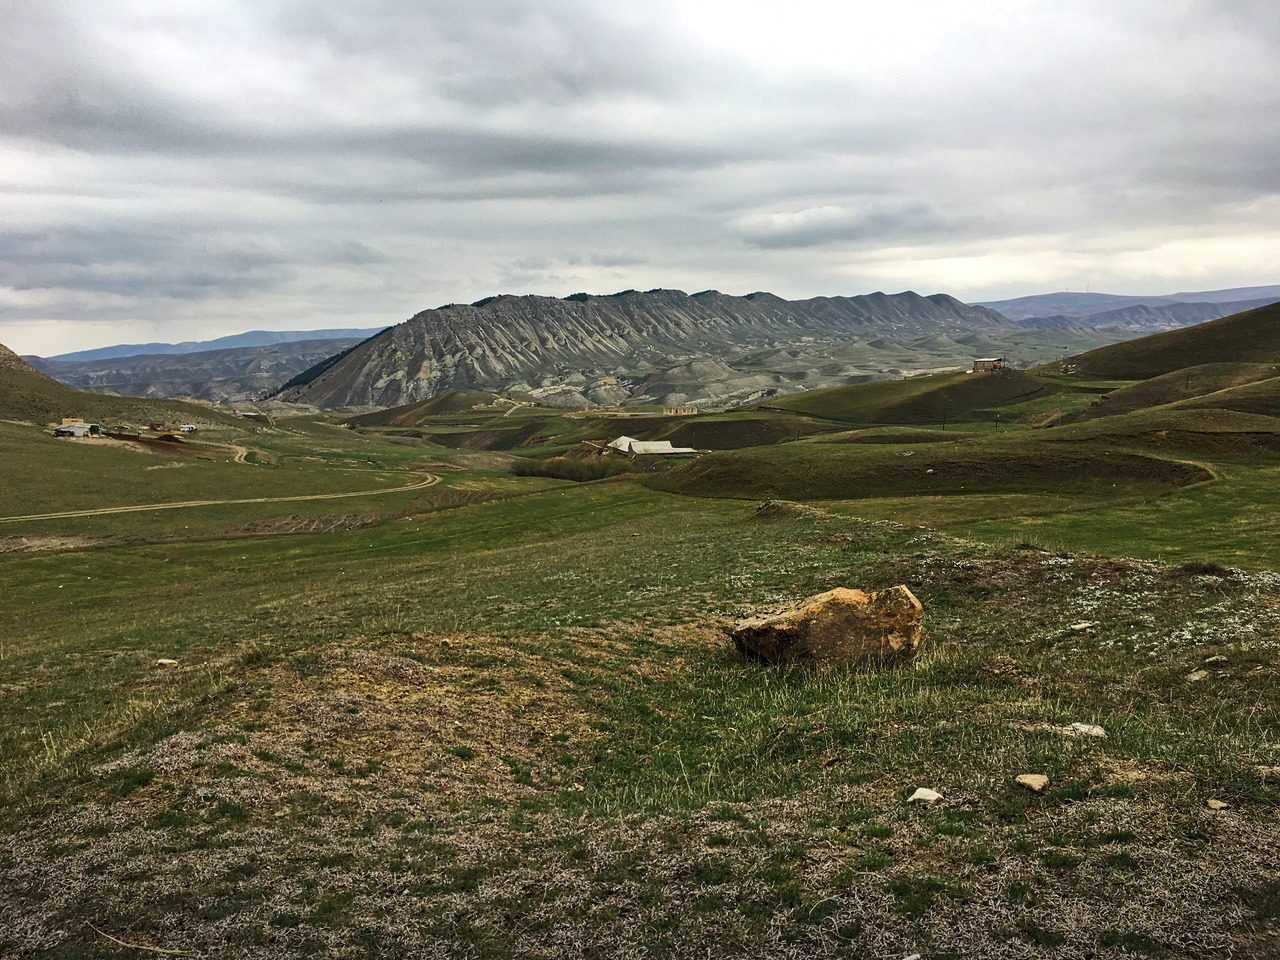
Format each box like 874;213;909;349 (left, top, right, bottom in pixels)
2;0;1278;355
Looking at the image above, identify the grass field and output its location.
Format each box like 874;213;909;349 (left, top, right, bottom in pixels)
3;334;1280;957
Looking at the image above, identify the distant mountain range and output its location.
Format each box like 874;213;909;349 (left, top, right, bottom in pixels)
975;285;1280;320
41;327;387;363
272;288;1014;409
28;337;370;404
1008;297;1280;331
20;283;1280;411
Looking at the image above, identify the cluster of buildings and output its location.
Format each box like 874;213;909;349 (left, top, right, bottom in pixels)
50;417;198;440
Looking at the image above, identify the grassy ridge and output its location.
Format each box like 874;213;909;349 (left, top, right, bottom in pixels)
1073;362;1280;421
1041;300;1280;380
647;438;1211;501
763;369;1069;424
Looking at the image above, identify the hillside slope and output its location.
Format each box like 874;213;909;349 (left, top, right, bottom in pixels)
1041;301;1280;380
762;369;1064;424
1074;362;1280;420
275;288;1009;409
0;342;239;427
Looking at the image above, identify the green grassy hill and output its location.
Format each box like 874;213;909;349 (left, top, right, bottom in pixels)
0;341;241;428
763;369;1066;425
1040;406;1280;454
647;413;841;449
646;437;1209;501
346;389;509;425
1168;375;1280;418
1072;362;1280;421
1041;300;1280;380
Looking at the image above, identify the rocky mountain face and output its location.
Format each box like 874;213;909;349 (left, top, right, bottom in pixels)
275;289;1011;409
29;337;366;403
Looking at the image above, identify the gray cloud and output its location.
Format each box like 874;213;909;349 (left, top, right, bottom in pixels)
1;0;1278;354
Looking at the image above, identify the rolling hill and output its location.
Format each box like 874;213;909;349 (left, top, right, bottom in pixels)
1073;362;1280;420
761;368;1066;424
1041;300;1280;380
646;435;1210;501
346;389;512;426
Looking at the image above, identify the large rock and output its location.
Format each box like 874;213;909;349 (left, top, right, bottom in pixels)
729;585;924;669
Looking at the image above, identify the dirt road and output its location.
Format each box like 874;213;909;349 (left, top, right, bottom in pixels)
0;473;439;524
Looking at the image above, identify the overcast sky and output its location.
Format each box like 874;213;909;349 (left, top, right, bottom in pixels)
2;1;1278;354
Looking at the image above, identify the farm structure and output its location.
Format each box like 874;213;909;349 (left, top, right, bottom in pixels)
52;421;100;438
607;436;698;456
972;357;1006;373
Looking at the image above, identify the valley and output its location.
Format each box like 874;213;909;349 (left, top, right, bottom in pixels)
2;299;1279;957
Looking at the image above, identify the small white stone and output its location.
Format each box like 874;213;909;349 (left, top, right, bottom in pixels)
907;787;942;804
154;658;180;668
1202;655;1228;665
1185;670;1209;682
1067;722;1107;738
1069;621;1097;631
1206;798;1229;810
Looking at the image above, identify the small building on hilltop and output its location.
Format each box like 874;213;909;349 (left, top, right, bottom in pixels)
53;421;100;438
972;357;1006;373
607;436;697;456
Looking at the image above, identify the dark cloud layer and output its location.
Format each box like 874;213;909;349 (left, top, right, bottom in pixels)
1;1;1277;353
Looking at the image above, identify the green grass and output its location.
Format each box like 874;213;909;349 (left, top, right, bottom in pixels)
763;368;1074;425
646;435;1210;501
1039;300;1280;380
1;399;1278;957
951;459;1280;569
0;420;421;517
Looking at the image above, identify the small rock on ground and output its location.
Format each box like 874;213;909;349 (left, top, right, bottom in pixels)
1016;774;1050;792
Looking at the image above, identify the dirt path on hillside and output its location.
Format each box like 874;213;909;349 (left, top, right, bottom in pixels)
0;473;439;524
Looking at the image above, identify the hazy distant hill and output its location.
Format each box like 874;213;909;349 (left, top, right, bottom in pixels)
1013;297;1279;332
30;337;368;403
977;284;1280;321
43;327;387;363
274;288;1010;409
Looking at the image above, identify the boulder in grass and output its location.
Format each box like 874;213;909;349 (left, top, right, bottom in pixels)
729;585;924;669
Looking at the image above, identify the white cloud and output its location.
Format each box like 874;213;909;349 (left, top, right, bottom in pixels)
0;0;1277;353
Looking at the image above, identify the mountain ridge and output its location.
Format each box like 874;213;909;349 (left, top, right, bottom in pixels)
37;327;388;363
976;284;1280;320
274;288;1010;409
